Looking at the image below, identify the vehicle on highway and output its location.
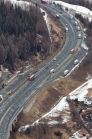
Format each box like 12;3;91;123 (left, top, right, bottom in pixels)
56;14;60;19
77;26;80;31
78;33;82;39
50;69;55;73
74;59;79;65
54;57;56;61
41;0;47;4
74;21;78;26
57;63;59;66
29;74;35;81
65;27;68;32
71;49;75;54
70;15;73;19
64;70;69;76
46;66;48;69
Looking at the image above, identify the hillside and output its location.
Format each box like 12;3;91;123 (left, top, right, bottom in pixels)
0;1;50;71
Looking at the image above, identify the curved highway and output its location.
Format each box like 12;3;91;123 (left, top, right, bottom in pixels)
0;1;88;139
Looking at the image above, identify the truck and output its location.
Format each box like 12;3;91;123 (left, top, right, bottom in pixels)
41;0;47;4
74;59;79;65
64;70;69;76
50;69;55;73
29;74;35;81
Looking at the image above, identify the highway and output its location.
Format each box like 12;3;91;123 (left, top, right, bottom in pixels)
0;1;88;139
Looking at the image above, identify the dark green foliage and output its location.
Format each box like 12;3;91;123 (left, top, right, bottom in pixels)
0;1;50;70
54;131;63;136
37;44;41;52
75;13;85;25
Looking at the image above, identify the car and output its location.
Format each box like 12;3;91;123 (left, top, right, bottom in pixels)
64;70;69;76
70;15;73;19
78;34;81;39
66;24;67;26
56;14;60;19
54;58;56;61
74;59;79;65
65;27;68;32
46;66;48;69
71;49;75;54
77;26;80;31
57;64;59;66
74;21;77;26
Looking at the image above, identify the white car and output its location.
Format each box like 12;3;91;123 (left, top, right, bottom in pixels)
78;34;81;39
54;58;56;61
65;27;68;32
74;59;79;65
75;21;77;25
64;70;69;75
77;26;80;31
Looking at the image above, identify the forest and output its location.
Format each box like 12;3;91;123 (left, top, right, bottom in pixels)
0;1;50;70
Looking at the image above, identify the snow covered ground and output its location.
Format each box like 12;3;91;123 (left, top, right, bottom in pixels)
53;1;92;17
18;79;92;132
4;0;31;10
51;0;92;21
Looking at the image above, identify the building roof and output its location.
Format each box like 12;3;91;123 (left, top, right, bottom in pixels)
79;128;89;136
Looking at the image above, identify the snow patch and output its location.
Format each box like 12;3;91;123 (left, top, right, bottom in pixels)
86;73;92;80
18;79;92;132
54;1;92;17
40;8;52;42
18;125;30;132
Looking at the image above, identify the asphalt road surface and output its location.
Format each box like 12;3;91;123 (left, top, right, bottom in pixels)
0;2;88;139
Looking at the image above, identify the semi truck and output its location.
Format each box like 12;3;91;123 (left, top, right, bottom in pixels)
50;69;55;73
29;74;35;81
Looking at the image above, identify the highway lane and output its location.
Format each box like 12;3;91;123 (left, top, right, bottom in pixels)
0;1;81;97
42;47;87;86
0;1;81;119
0;3;86;139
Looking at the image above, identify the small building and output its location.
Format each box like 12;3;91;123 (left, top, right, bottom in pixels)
69;128;89;139
84;97;92;107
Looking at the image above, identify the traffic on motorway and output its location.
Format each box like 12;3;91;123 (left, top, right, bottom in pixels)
0;1;88;139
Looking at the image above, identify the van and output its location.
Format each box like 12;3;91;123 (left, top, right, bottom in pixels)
74;59;79;65
64;70;69;75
